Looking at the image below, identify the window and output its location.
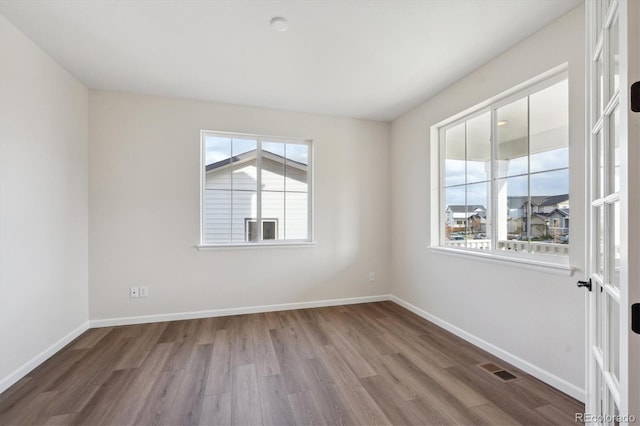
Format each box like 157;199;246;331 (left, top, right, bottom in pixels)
438;71;569;258
245;219;277;241
201;131;312;246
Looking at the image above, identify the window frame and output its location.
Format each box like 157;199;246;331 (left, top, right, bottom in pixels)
432;67;573;272
198;130;314;248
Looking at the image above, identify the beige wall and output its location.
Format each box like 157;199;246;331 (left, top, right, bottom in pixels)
0;15;89;389
89;91;391;320
389;5;586;398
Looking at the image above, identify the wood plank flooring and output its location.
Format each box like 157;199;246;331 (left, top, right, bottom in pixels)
0;302;583;425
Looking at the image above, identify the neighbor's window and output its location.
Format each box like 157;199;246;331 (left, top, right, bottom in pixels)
440;72;569;258
245;219;277;241
201;131;312;245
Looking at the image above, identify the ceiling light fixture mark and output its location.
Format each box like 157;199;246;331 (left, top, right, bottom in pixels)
270;17;288;32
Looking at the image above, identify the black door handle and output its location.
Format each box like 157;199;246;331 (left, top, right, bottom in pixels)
577;279;592;291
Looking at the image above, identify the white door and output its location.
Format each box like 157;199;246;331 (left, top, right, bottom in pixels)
585;0;639;424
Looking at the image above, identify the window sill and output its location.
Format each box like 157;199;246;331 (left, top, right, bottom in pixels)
428;246;574;276
196;241;316;250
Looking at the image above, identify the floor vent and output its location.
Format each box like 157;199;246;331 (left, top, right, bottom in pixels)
478;362;518;382
493;370;518;381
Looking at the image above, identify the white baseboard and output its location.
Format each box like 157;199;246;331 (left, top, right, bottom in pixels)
0;321;90;394
389;295;585;402
89;294;392;328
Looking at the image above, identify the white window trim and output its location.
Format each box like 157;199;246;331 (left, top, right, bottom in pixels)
430;246;573;275
198;130;314;248
196;241;316;251
429;64;573;271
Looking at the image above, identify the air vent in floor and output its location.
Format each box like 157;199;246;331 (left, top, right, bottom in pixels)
478;362;518;382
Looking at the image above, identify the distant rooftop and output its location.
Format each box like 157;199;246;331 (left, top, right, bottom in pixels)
446;205;486;214
206;149;308;172
508;194;569;209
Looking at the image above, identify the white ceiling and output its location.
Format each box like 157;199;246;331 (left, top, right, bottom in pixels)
0;0;581;122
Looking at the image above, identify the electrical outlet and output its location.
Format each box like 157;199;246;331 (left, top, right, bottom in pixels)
139;286;148;297
130;287;139;298
369;272;375;282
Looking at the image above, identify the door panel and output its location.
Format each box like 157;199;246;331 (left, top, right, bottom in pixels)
586;0;639;424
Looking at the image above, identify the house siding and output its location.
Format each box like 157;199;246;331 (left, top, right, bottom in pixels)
204;157;308;243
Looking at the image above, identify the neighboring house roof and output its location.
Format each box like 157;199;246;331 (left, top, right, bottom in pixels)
519;207;570;222
532;194;569;207
446;205;485;213
206;151;251;172
448;196;569;222
206;149;307;172
508;194;569;209
549;208;570;217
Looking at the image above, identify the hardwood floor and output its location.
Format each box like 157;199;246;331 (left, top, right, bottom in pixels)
0;302;583;425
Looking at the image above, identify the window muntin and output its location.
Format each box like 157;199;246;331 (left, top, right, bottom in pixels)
440;74;569;257
201;132;312;245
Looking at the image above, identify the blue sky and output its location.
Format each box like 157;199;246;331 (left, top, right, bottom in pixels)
445;147;569;207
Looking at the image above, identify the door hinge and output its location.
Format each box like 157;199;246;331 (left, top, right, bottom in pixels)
632;303;640;334
632;81;640;112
